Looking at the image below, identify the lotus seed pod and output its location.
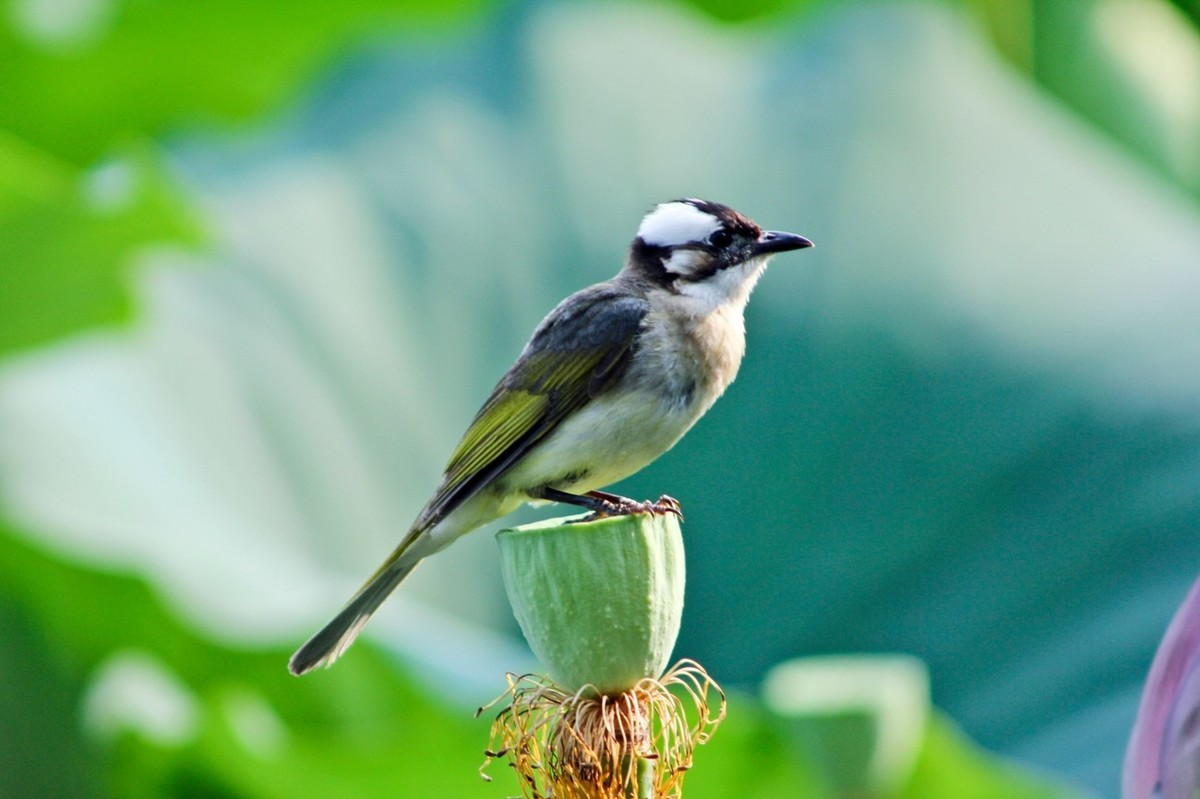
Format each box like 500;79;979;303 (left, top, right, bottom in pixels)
497;512;685;694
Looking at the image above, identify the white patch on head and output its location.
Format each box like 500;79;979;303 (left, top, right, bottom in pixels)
637;201;722;248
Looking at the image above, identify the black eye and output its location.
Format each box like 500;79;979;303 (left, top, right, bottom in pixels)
708;229;732;249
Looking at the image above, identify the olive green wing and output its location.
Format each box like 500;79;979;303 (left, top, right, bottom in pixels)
415;289;648;530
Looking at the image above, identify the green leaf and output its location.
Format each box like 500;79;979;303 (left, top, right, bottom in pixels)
0;137;199;355
680;0;808;23
0;585;97;798
962;0;1200;195
0;525;503;798
902;713;1090;799
682;692;823;798
0;0;486;166
1;0;491;360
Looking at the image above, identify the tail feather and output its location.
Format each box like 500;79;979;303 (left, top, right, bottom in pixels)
288;553;420;676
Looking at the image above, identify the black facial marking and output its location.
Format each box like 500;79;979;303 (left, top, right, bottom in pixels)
627;199;769;287
670;199;765;282
630;237;678;289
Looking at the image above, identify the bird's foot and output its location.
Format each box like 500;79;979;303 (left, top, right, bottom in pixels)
540;486;683;522
649;494;684;520
583;491;684;521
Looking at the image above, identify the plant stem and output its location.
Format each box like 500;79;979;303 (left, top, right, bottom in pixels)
634;753;655;799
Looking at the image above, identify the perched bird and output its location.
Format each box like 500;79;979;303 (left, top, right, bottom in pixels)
289;198;812;675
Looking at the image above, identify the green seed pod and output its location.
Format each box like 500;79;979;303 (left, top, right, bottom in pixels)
497;512;685;695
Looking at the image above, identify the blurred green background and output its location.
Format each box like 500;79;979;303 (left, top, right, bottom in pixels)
3;0;1200;796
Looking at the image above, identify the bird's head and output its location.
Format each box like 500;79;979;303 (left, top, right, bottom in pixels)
625;198;812;306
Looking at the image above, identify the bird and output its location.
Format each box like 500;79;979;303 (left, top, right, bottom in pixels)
289;198;812;675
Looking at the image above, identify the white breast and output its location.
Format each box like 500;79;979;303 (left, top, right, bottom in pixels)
496;280;754;498
499;388;695;494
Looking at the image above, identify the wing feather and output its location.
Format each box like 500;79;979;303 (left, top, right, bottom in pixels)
415;287;648;529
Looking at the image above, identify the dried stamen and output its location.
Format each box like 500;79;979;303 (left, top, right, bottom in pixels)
479;659;725;799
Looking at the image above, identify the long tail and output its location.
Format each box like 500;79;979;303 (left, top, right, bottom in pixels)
288;534;425;676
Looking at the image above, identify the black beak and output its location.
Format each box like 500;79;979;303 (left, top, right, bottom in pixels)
754;230;813;255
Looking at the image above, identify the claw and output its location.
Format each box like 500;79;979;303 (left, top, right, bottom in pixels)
651;494;684;521
616;495;684;521
648;494;686;520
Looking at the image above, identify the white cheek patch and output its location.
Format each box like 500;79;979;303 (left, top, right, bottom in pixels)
676;258;768;311
661;248;706;276
637;202;721;247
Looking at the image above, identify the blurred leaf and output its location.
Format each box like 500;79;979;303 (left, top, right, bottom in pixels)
1169;0;1200;28
680;0;808;23
764;655;930;796
0;1;487;361
0;586;96;799
0;0;487;359
964;0;1200;195
0;138;199;355
962;0;1035;71
902;713;1089;799
0;0;486;166
668;688;818;797
0;525;503;798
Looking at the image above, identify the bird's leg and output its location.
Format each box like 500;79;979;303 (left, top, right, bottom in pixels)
534;487;683;521
587;490;683;520
535;486;624;517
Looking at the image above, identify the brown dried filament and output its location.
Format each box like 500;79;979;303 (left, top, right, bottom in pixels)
479;659;725;799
